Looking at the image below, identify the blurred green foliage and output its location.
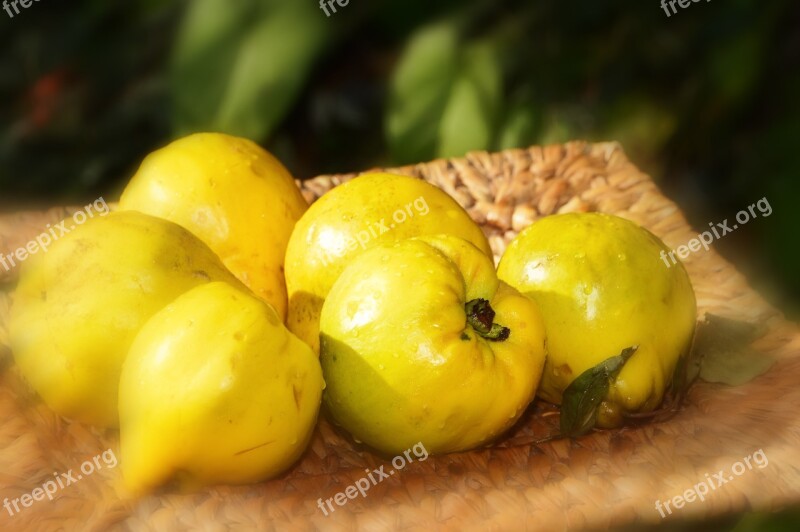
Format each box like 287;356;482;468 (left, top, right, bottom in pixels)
386;19;460;163
0;0;798;318
172;0;331;140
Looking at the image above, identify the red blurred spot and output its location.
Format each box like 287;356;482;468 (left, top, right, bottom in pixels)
28;68;70;128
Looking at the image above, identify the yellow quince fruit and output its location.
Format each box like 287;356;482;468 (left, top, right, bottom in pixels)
320;235;546;454
497;213;696;428
285;172;491;354
119;132;308;320
119;282;323;493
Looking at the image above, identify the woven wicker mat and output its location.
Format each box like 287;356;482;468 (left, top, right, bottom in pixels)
1;141;798;531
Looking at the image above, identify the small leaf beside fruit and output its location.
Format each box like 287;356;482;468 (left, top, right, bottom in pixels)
560;346;637;438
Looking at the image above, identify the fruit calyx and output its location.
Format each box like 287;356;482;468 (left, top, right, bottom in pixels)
465;298;510;342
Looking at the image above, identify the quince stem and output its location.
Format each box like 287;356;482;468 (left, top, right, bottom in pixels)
465;298;510;342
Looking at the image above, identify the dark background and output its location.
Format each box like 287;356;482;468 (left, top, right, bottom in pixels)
0;0;799;528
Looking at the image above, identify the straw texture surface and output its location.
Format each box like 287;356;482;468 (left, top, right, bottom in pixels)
0;142;798;531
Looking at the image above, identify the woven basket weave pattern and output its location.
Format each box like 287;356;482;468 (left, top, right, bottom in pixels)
0;142;798;531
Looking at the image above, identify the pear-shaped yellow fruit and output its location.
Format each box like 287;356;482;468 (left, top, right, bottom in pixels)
119;282;323;493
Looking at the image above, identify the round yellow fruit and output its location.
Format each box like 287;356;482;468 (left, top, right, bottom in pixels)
320;235;546;454
497;213;696;427
119;132;308;320
120;282;323;493
9;211;242;427
285;172;491;354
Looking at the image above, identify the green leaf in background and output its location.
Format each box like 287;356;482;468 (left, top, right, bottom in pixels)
171;1;330;141
696;313;773;386
437;40;503;158
560;346;637;438
214;3;330;141
386;20;460;164
171;0;260;135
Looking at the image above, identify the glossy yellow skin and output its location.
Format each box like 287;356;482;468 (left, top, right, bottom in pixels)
119;282;323;493
320;235;546;454
497;213;696;427
9;211;240;427
286;173;491;354
119;132;308;320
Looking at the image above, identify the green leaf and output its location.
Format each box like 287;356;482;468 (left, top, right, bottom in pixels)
214;3;330;140
171;1;329;141
437;41;503;158
696;314;773;386
560;346;637;438
171;0;260;135
386;20;460;164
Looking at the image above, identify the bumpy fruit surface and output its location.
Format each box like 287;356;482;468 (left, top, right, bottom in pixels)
497;213;696;427
320;235;546;454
